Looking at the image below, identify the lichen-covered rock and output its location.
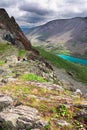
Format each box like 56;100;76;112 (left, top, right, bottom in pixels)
0;105;48;130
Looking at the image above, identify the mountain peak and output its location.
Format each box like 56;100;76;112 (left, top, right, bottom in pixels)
0;8;32;51
0;8;6;13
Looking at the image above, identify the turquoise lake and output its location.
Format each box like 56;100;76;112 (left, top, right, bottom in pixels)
58;54;87;66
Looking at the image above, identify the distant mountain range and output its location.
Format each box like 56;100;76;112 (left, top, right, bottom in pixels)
24;17;87;58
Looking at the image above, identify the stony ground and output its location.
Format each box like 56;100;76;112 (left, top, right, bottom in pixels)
0;53;87;130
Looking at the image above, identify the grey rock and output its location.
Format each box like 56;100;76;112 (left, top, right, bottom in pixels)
57;120;70;126
74;104;87;122
27;81;64;91
0;94;13;111
0;69;4;74
83;93;87;98
0;105;48;130
75;109;87;122
75;89;82;95
5;55;18;64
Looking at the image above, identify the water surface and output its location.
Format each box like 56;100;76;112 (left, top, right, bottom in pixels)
58;54;87;66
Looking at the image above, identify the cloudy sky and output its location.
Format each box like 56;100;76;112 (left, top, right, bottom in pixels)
0;0;87;27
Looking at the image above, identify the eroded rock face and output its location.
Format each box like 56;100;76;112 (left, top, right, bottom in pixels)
0;95;48;130
0;8;32;51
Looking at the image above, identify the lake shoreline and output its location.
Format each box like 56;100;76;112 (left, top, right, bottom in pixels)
57;54;87;66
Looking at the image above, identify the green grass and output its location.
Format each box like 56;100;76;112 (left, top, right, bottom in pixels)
20;73;46;82
0;43;8;53
0;60;5;66
0;42;18;58
18;49;26;57
34;47;87;84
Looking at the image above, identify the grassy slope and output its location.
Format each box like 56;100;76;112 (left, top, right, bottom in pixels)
0;42;87;84
35;47;87;84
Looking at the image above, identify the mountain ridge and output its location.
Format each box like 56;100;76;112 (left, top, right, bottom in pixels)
0;8;33;51
25;17;87;58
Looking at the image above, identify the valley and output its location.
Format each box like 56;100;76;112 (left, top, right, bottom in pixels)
24;17;87;58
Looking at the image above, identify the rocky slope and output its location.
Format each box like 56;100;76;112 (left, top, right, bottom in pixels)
0;8;33;51
0;43;87;129
25;17;87;57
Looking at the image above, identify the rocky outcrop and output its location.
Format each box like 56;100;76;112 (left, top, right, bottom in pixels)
0;94;48;130
0;9;32;51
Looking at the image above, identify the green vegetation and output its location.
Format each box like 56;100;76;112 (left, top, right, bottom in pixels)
57;104;69;117
0;60;5;66
0;43;8;53
34;47;87;84
0;42;18;58
44;123;51;130
51;104;71;119
20;73;46;82
18;49;26;57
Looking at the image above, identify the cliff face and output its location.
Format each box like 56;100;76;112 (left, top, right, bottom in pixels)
0;8;32;50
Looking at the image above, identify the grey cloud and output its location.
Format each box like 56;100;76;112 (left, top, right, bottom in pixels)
19;2;51;16
1;0;87;27
0;0;18;7
16;11;46;25
65;0;84;4
26;16;45;23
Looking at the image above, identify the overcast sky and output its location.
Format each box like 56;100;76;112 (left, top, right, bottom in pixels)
0;0;87;27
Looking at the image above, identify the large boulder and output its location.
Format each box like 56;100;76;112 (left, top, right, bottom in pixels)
0;95;48;130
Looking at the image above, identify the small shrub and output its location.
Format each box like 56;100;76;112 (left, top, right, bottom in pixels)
18;49;26;57
57;104;69;117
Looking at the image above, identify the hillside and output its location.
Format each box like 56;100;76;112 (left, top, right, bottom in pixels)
0;43;87;130
25;17;87;58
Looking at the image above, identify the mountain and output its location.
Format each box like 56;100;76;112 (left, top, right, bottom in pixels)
0;8;33;51
25;17;87;58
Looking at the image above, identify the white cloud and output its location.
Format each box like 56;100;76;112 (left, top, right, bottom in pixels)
0;0;87;27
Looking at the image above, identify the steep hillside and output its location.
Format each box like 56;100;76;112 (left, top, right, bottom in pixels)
0;8;32;51
25;17;87;58
0;43;87;130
